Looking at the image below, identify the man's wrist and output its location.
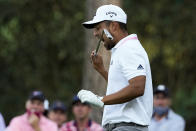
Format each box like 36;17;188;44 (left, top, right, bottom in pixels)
98;69;107;76
98;68;105;73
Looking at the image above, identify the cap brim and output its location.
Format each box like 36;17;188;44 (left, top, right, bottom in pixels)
72;100;90;107
29;97;45;102
50;107;66;112
153;91;169;97
82;20;102;29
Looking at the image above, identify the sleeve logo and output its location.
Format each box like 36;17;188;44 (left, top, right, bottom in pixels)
137;64;144;70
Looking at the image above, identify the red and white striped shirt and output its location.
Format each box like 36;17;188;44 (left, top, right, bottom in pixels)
60;120;103;131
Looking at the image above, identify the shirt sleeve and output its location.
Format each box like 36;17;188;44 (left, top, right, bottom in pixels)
6;118;22;131
118;49;146;81
170;118;185;131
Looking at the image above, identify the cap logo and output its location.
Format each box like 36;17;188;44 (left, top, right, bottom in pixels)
106;11;117;18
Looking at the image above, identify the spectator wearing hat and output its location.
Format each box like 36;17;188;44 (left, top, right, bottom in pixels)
48;101;67;129
60;96;103;131
6;91;58;131
149;85;185;131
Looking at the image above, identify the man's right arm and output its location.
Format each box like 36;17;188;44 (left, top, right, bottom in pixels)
90;51;108;81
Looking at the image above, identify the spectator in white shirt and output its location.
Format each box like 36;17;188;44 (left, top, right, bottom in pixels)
149;85;185;131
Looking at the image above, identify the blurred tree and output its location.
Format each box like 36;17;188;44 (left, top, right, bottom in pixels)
123;0;196;130
0;0;195;130
0;0;85;124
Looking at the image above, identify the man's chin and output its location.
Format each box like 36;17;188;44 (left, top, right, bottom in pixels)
78;116;86;120
104;44;113;50
106;48;112;50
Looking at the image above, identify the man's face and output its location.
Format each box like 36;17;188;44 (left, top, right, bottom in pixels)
26;99;44;113
48;110;67;127
153;93;170;108
72;102;91;120
93;22;116;50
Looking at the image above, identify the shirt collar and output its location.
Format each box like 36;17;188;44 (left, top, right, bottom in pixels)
111;34;137;53
114;34;137;49
73;119;92;128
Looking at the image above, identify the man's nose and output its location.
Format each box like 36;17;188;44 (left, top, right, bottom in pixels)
157;99;164;105
32;105;39;110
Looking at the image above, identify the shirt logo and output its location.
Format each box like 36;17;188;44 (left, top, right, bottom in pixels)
137;64;144;70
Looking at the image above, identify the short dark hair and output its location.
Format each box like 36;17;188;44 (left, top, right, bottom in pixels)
118;22;127;31
104;21;127;32
72;95;91;107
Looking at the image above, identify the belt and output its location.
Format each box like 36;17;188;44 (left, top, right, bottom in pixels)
104;122;147;130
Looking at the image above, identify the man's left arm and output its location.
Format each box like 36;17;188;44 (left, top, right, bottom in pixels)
102;47;147;105
78;48;147;107
77;75;146;107
102;75;145;105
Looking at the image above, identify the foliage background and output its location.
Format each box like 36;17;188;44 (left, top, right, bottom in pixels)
124;0;196;130
0;0;195;130
0;0;85;123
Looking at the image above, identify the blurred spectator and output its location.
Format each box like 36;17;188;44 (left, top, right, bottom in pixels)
48;100;67;129
149;85;185;131
0;112;6;131
60;96;103;131
6;91;58;131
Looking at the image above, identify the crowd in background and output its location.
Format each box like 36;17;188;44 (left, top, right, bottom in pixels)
0;91;103;131
0;85;185;131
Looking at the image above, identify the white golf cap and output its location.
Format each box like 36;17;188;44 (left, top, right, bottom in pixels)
83;4;127;29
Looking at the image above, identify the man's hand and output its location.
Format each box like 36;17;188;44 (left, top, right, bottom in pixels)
28;114;41;131
91;51;105;72
77;90;104;107
90;51;108;81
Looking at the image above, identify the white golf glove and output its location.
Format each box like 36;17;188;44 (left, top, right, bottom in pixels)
77;90;104;107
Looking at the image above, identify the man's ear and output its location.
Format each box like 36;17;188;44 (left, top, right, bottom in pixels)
110;22;118;32
108;22;119;37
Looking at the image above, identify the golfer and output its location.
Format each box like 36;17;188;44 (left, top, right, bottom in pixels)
78;4;153;131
